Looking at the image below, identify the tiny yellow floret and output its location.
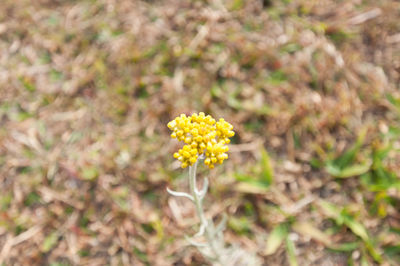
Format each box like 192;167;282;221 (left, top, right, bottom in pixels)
168;112;235;169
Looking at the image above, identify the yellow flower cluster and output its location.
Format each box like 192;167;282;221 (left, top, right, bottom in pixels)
168;112;235;169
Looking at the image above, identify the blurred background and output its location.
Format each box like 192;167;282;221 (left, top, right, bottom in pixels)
0;0;399;265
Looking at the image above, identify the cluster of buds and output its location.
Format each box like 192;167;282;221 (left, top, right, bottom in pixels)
168;112;235;169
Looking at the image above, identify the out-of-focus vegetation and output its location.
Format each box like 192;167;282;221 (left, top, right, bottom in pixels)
0;0;399;265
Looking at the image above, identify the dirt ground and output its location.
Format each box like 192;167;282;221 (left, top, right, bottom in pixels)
0;0;399;265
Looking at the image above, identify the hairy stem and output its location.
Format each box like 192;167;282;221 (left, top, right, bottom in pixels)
188;161;223;264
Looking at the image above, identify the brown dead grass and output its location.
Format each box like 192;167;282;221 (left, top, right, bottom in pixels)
0;0;399;265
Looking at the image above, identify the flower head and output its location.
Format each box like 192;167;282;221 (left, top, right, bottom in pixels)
168;112;235;169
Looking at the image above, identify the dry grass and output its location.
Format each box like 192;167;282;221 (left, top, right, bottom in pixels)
0;0;399;265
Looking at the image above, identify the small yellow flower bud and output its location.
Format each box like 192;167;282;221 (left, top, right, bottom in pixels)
167;121;176;129
191;128;198;136
206;145;212;153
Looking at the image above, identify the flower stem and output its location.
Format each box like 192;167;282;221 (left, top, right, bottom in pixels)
188;161;223;264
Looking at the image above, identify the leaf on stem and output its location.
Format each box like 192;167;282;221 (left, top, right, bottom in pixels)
265;223;289;255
